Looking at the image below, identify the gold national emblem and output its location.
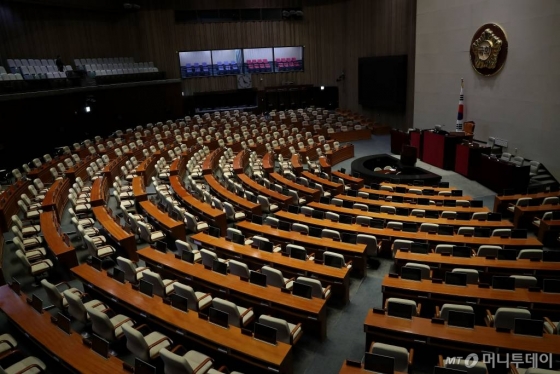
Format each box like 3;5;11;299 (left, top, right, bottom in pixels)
470;24;508;76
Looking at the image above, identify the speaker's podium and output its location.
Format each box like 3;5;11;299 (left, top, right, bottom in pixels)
422;130;472;170
454;141;491;179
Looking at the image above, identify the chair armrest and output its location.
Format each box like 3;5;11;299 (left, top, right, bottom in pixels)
197;293;211;302
408;348;414;366
170;344;187;355
510;364;520;374
0;339;16;351
289;322;302;345
285;277;295;285
134;324;151;334
471;249;476;256
147;336;173;350
544;317;557;334
135;267;149;273
70;289;85;297
416;303;422;315
192;357;213;374
17;363;46;373
346;260;352;268
435;305;440;318
29;259;52;268
239;307;253;319
113;317;134;329
384;299;389;310
368;341;375;353
90;301;107;309
323;285;331;297
485;309;493;326
438;355;444;367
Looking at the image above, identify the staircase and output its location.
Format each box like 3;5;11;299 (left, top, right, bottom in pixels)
528;162;558;190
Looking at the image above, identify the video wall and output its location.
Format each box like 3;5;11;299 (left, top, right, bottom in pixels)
179;46;304;78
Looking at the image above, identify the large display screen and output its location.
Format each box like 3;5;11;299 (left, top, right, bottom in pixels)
211;49;242;76
179;50;212;78
243;47;273;74
273;46;303;72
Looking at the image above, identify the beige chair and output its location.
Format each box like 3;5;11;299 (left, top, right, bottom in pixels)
403;263;431;279
321;228;341;241
41;279;83;311
173;283;212;312
15;249;52;285
137;221;166;243
228;260;250;279
160;346;214;374
121;323;172;362
452;268;479;284
142;270;177;298
385;298;421;317
0;354;47;374
369;342;413;373
0;333;17;357
510;275;537;288
357;234;381;257
211;298;254;328
485;307;531;329
86;306;134;343
477;245;501;257
258;315;303;345
323;251;351;269
63;289;107;337
517;249;543;260
295;276;331;300
435;304;474;321
117;256;149;283
261;266;294;289
174;240;201;263
200;249;228;269
507;198;532;213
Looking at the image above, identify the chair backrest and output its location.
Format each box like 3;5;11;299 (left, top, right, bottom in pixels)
122;323;152;361
200;249;218;268
380;205;396;214
357;234;378;257
321;229;340;240
323;251;345;266
517;249;543;260
160;347;196;374
393;239;413;250
295;276;324;298
229;260;250;278
543;197;559;205
63;289;90;323
494;307;531;330
41;279;65;310
510;275;537;288
370;342;410;373
212;297;241;327
261;266;285;288
477;245;501;257
117;256;140;283
420;223;438;233
258;315;291;344
404;263;431;279
439;304;474;321
86;306;118;341
452;268;479;284
435;244;453;254
173;283;205;312
142;270;166;297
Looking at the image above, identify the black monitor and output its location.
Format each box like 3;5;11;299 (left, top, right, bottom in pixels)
339;168;346;174
56;312;72;334
445;272;467;286
170;293;189;312
396;186;407;193
452;246;471;258
139;279;153;297
339;215;353;224
155;240;167;253
387;301;414;319
342;200;354;209
425;210;440;219
31;294;43;313
364;353;395;374
208;226;220;238
91;334;110;358
369;193;380;200
91;256;103;271
369;205;381;213
403;223;418;234
447;311;475;328
113;267;126;284
320;196;331;204
470;200;484;208
288;205;300;214
170;210;181;221
208;307;229;328
511;229;527;239
498;249;517;260
278;220;291;231
309;226;322;238
352;172;361;178
543;251;560;262
341;233;357;244
414;180;425;186
290;247;307;261
370;219;385;229
401;267;422;281
451;190;463;197
527;186;541;195
347;190;358;197
438;182;449;188
212;259;228;275
252;215;264;225
135;359;157;374
292;282;312;299
392;196;404;204
456;212;472;220
232;233;245;245
249;270;268;287
443;200;456;207
395;207;408;216
423;189;435;196
312;210;325;220
474;228;491;237
417;198;430;205
370;183;380;190
434;367;467;374
543;279;560;293
438;225;454;236
259;240;274;253
550;184;560;192
487;213;502;221
324;255;343;268
181;250;195;263
513;318;543;337
282;188;290;196
410;242;429;254
492;276;515;290
254;322;277;345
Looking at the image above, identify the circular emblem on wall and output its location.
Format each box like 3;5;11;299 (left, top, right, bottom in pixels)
470;23;508;76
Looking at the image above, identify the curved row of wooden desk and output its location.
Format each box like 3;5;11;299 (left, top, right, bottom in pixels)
335;195;489;213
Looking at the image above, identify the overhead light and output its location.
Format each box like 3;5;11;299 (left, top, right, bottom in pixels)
320;86;325;91
85;106;91;113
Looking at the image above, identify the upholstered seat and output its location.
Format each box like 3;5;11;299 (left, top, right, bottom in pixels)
173;283;212;312
211;298;254;328
296;276;331;299
121;323;172;361
259;315;303;345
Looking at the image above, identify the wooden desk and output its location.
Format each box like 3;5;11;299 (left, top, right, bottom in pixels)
233;150;250;174
332;171;364;188
514;204;560;228
262;153;275;173
359;187;472;201
364;312;560;356
139;201;186;240
102;155;128;184
205;174;262;216
301;171;343;195
40;211;78;268
169;176;227;236
132;176;147;202
381;275;560;312
270;172;320;201
394;250;560;280
290;154;304;174
237;221;368;277
319;157;331;174
0;180;31;231
455;143;491;179
41;178;70;219
136;154;159;185
64;155;94;183
422;131;470;170
274;211;541;249
336;195;488;213
89;177;109;207
537;219;560;246
191;232;350;303
307;202;513;229
92;206;137;261
0;286;126;374
138;248;328;340
380;182;456;192
326;144;355;167
237;174;292;208
477;156;530;194
494;191;560;213
27;157;67;184
71;264;293;373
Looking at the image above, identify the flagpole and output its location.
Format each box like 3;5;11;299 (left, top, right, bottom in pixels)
456;78;464;131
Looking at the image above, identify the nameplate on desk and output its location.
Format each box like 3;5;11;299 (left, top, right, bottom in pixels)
139;312;148;318
431;318;445;325
530;258;541;262
441;252;451;256
399;248;409;253
132;283;139;291
175;329;185;336
217;347;230;355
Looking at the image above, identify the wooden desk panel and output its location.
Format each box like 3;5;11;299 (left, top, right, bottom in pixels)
514;204;560;228
291;154;304;175
494;191;560;213
237;221;367;277
41;178;70;219
205;174;262;216
332;171;364;188
27;156;67;184
364;312;560;355
169;175;227;235
40;211;78;268
274;211;541;248
139;201;186;240
136;155;159;185
359;187;472;201
262;153;275;173
132;176;148;202
0;180;31;231
102;155;128;184
270;173;320;201
237;174;292;208
337;195;488;213
381;182;456;192
92;206;137;261
138;248;328;340
64;155;94;183
538;219;560;245
71;264;293;373
301;171;344;195
0;286;126;374
191;232;350;303
307;202;513;229
233;150;250;174
89;177;109;207
326;144;355;166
